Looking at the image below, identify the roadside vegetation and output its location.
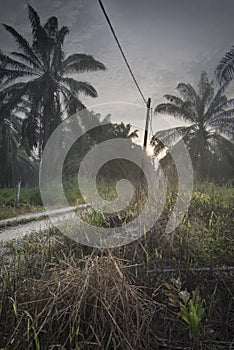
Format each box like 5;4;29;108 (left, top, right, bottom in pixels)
0;181;233;349
0;187;43;220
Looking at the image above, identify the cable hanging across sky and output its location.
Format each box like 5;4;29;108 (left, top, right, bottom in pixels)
98;0;147;105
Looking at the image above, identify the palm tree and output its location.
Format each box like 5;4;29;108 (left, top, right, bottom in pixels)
0;5;106;156
215;45;234;86
63;111;112;178
63;112;139;179
0;97;37;187
112;122;138;139
152;72;234;180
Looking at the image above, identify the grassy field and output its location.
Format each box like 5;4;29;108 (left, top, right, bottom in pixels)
0;187;43;220
0;184;84;220
0;181;233;349
0;179;116;220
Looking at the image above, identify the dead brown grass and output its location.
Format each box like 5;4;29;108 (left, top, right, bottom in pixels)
4;253;157;350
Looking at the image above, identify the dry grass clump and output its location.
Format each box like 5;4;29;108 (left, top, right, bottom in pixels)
2;254;157;350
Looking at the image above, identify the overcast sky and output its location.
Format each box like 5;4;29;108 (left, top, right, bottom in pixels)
0;0;233;137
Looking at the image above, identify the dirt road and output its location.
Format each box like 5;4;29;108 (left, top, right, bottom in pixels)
0;205;88;242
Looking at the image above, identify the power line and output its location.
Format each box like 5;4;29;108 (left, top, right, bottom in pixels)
98;0;147;105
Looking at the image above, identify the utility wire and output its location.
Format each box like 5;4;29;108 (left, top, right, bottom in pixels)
98;0;147;105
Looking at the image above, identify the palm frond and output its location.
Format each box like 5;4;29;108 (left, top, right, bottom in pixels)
27;6;51;69
63;54;106;74
176;82;197;103
60;86;86;115
215;45;234;86
198;71;209;95
155;102;194;122
155;103;183;116
220;97;234;109
0;68;37;87
204;89;226;121
0;51;38;74
163;94;184;106
57;26;69;44
27;5;41;42
2;24;42;68
0;82;26;98
61;77;97;97
0;81;34;116
208;111;234;137
151;126;191;148
10;51;42;70
209;108;234;122
198;72;214;109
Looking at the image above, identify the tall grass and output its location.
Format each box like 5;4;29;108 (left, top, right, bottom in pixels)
0;181;233;349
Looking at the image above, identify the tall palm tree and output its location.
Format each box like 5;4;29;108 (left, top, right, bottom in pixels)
0;97;37;187
215;44;234;86
0;5;106;156
152;72;234;180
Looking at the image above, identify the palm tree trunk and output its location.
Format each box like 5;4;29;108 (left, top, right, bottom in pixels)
42;87;61;151
0;124;9;187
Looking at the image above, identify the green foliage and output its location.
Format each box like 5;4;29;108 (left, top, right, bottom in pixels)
0;181;233;349
152;71;234;180
0;187;42;207
215;44;234;87
180;290;205;343
172;182;234;265
0;187;43;219
0;5;106;167
163;278;205;345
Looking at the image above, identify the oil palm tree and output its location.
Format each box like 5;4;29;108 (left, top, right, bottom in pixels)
63;111;112;178
215;44;234;86
63;112;139;182
112;122;138;139
152;72;234;180
0;5;106;155
0;98;37;187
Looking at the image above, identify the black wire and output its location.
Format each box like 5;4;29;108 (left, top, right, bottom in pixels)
98;0;147;105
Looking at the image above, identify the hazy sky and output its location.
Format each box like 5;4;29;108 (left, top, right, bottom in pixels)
0;0;233;137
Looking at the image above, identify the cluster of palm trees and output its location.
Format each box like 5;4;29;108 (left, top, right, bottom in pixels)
0;5;142;188
0;4;233;187
151;48;234;181
63;111;139;178
0;5;107;187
